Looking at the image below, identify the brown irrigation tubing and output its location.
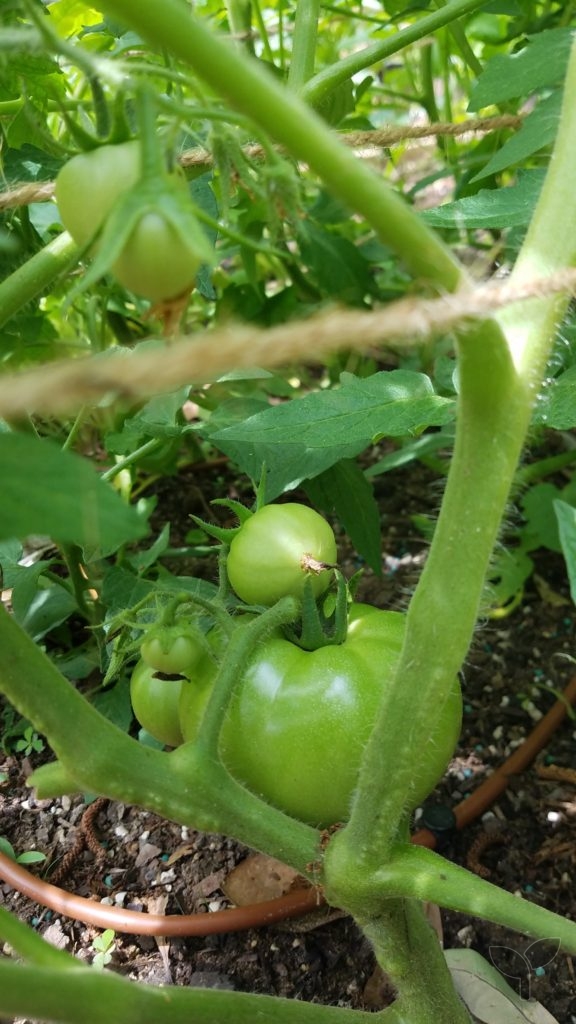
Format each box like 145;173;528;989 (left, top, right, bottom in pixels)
412;673;576;848
1;676;575;935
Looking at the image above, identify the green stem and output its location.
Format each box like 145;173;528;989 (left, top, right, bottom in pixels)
326;33;576;879
59;543;99;625
0;960;384;1024
170;590;235;639
224;0;253;50
302;0;489;108
94;0;465;290
136;84;166;179
420;41;441;125
332;318;524;867
362;900;470;1024
277;1;286;72
372;846;576;955
0;232;79;332
62;407;88;451
196;598;299;755
251;0;274;63
0;605;319;875
287;0;320;90
515;447;576;487
88;74;111;139
319;3;391;26
0;98;89;116
433;0;483;77
100;439;163;481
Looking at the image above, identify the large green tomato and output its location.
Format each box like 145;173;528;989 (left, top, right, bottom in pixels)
227;503;337;606
219;605;462;827
130;659;185;748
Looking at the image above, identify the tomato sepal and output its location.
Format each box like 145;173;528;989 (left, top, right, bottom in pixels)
189;514;239;545
283;570;347;651
210;498;253;524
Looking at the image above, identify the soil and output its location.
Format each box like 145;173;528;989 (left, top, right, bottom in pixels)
1;457;576;1022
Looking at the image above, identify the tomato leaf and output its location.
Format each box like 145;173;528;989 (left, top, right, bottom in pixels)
446;947;560;1023
0;434;147;558
554;499;576;606
100;566;218;617
92;682;133;733
467;26;574;109
533;365;576;429
207;370;454;500
472;91;562;182
420;170;545;229
298;221;375;303
304;459;382;575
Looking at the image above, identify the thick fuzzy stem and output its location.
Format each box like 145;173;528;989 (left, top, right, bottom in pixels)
0;232;78;330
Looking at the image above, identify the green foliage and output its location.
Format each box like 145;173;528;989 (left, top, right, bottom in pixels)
0;836;46;866
471;91;563;181
467;26;575;108
205;369;454;494
90;929;116;970
1;0;576;1022
0;434;148;558
421;169;545;227
554;500;576;605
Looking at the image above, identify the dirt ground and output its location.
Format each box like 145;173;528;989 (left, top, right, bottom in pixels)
1;458;575;1021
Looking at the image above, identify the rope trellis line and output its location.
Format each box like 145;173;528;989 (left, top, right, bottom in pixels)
0;115;522;212
0;266;574;418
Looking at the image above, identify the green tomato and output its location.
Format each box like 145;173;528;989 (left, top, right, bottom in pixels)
55;141;141;250
227;503;337;606
140;630;204;676
111;210;201;303
55;142;202;301
219;604;462;827
130;659;185;748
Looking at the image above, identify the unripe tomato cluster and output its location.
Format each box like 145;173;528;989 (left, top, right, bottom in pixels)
55;141;203;302
130;503;462;826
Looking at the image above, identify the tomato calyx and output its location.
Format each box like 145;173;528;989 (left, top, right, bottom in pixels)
191;498;254;547
284;571;349;652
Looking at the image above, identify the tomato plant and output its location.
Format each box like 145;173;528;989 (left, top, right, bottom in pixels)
227;503;337;606
217;604;462;826
129;659;185;747
3;3;576;1022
